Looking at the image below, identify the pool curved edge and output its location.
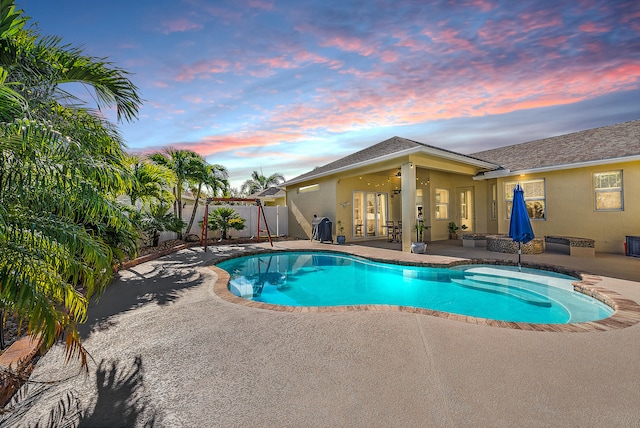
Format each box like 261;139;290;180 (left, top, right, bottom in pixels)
208;251;640;333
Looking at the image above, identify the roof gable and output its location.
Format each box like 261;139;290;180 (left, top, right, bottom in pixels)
288;136;421;184
286;136;496;185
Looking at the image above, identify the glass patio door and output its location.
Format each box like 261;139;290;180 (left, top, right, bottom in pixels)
457;187;474;232
353;191;387;238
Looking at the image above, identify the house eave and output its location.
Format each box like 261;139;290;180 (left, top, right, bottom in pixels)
473;154;640;180
285;145;499;187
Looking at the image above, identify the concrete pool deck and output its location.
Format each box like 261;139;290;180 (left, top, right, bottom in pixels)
5;240;640;426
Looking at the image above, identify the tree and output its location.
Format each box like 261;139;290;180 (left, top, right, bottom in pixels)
240;170;285;195
207;207;246;240
184;163;229;238
0;0;141;364
125;154;175;207
138;203;185;247
149;148;203;227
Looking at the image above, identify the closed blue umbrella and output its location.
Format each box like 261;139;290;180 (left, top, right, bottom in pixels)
509;183;534;270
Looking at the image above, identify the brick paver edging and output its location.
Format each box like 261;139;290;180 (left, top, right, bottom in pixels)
209;249;640;333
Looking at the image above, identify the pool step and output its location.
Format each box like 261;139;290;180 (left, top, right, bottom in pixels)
451;277;552;307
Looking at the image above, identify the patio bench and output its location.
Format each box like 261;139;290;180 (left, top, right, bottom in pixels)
461;233;490;248
544;236;595;257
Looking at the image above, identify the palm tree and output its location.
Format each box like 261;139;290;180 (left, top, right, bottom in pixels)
149;148;203;226
139;202;185;247
184;163;229;238
207;207;246;240
125;154;175;207
0;1;141;364
241;170;285;195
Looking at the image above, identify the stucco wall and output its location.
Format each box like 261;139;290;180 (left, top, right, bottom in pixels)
287;179;337;239
427;170;488;241
495;160;639;254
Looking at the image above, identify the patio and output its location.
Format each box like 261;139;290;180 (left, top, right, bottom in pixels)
356;238;640;282
4;241;640;427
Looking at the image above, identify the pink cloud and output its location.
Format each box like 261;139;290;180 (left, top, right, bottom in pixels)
182;95;206;104
477;19;522;46
294;51;344;69
539;35;568;48
578;22;611;33
233;150;312;160
258;56;296;69
251;56;640;138
161;18;203;35
174;59;232;81
161;130;307;158
470;0;497;12
197;4;243;23
248;0;273;10
519;11;563;33
318;34;377;57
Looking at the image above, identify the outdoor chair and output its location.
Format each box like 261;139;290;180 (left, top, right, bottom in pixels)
386;220;397;242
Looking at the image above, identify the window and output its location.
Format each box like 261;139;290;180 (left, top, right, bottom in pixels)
435;188;449;220
298;184;319;193
594;170;623;211
505;179;545;220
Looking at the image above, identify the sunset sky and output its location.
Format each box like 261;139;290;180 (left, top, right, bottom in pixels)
21;0;640;188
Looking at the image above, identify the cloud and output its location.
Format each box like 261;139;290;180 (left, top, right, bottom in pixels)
107;0;640;186
174;59;232;81
160;18;203;34
248;0;273;11
578;22;611;33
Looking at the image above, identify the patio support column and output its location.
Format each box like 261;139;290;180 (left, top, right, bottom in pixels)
400;162;416;252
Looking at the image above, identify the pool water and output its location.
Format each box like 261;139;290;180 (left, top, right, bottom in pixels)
217;252;614;324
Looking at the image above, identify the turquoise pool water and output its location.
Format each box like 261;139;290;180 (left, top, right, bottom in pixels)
217;252;614;324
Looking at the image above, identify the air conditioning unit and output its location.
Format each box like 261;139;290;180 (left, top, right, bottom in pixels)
626;236;640;257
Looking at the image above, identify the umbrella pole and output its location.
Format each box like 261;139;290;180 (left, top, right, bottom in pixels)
518;242;522;271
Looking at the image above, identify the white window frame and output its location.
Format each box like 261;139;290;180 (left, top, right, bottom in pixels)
490;183;497;221
505;179;546;220
594;170;623;211
434;188;449;220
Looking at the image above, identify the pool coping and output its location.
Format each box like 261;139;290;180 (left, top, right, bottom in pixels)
209;247;640;332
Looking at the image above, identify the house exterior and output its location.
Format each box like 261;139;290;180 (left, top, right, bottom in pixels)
284;119;640;254
249;187;287;207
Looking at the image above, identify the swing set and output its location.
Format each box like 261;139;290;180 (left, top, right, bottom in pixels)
200;198;273;252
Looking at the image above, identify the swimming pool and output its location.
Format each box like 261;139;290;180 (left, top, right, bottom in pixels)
217;251;614;324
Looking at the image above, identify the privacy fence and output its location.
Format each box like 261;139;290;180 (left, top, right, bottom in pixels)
159;204;288;243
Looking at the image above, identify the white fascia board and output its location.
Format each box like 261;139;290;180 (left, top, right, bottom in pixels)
417;146;500;169
473;154;640;180
285;146;499;186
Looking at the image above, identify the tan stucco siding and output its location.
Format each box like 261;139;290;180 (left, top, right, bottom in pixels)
426;170;488;241
495;160;639;253
287;179;337;239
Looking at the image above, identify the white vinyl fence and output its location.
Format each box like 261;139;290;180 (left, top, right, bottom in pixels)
159;204;288;244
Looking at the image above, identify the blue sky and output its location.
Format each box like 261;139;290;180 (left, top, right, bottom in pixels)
19;0;640;189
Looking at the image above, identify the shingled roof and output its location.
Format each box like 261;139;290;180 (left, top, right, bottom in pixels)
251;186;285;198
287;136;497;184
470;119;640;172
285;120;640;186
